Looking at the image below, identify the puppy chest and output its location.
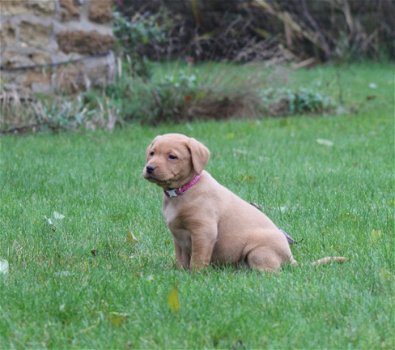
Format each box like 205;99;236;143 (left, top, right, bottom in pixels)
163;206;192;248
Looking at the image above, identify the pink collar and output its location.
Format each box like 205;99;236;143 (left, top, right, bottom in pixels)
164;175;201;198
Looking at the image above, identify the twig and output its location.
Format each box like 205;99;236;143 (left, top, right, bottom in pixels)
253;0;331;59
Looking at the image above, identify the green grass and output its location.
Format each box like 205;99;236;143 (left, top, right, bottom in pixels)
0;63;394;349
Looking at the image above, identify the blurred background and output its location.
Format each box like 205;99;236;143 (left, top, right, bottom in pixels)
115;0;394;62
0;0;394;132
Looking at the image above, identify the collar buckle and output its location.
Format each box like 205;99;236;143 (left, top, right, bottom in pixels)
166;189;178;198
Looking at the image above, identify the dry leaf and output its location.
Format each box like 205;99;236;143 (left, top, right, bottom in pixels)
233;148;248;155
370;229;382;242
53;211;65;220
380;268;394;282
316;138;334;147
167;286;180;313
54;271;75;277
0;259;9;275
109;312;129;326
44;216;54;226
238;175;257;182
146;275;154;282
127;230;138;243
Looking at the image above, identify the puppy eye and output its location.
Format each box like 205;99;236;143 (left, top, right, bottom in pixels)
168;154;178;160
149;151;154;156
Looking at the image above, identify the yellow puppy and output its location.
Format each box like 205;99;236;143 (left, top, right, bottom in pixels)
143;133;345;272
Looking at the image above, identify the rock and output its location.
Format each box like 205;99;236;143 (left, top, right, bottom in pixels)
89;0;113;23
28;0;56;15
60;0;81;21
2;0;56;16
0;22;17;47
1;2;29;16
56;30;114;55
20;21;53;49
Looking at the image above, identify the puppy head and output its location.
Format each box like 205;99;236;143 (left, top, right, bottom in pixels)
143;133;210;189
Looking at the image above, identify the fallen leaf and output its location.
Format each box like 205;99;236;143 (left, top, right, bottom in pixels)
380;268;394;282
0;259;9;275
12;240;23;257
167;286;180;313
53;211;65;220
316;138;334;147
127;230;138;243
54;271;75;277
146;275;154;282
231;339;246;350
370;229;382;243
279;206;288;213
109;312;129;326
119;253;130;261
238;175;257;182
44;216;54;226
233;148;248;155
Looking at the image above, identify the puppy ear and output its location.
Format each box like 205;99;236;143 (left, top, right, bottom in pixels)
187;137;210;174
146;135;161;159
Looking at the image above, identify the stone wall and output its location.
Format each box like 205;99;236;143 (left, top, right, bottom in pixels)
0;0;115;95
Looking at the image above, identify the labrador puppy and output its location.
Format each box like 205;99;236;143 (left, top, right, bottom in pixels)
143;133;345;272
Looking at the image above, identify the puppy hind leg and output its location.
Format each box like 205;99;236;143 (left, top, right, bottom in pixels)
246;247;282;273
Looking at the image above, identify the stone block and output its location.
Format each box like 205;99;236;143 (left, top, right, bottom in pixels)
57;30;114;55
27;51;52;66
19;21;52;49
60;0;81;22
0;22;17;47
1;1;29;16
1;50;51;69
28;0;56;15
24;71;52;89
2;0;56;16
1;51;34;69
89;0;113;24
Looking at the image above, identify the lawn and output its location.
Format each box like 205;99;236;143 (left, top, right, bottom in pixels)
0;63;394;349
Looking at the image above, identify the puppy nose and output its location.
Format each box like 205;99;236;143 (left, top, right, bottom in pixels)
146;165;155;174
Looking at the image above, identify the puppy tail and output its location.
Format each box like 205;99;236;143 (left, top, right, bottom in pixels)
311;256;348;266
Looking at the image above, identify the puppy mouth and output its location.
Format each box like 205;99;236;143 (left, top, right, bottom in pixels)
143;170;181;188
143;172;160;182
143;171;170;186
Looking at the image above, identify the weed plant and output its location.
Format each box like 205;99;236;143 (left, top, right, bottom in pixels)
1;60;344;133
